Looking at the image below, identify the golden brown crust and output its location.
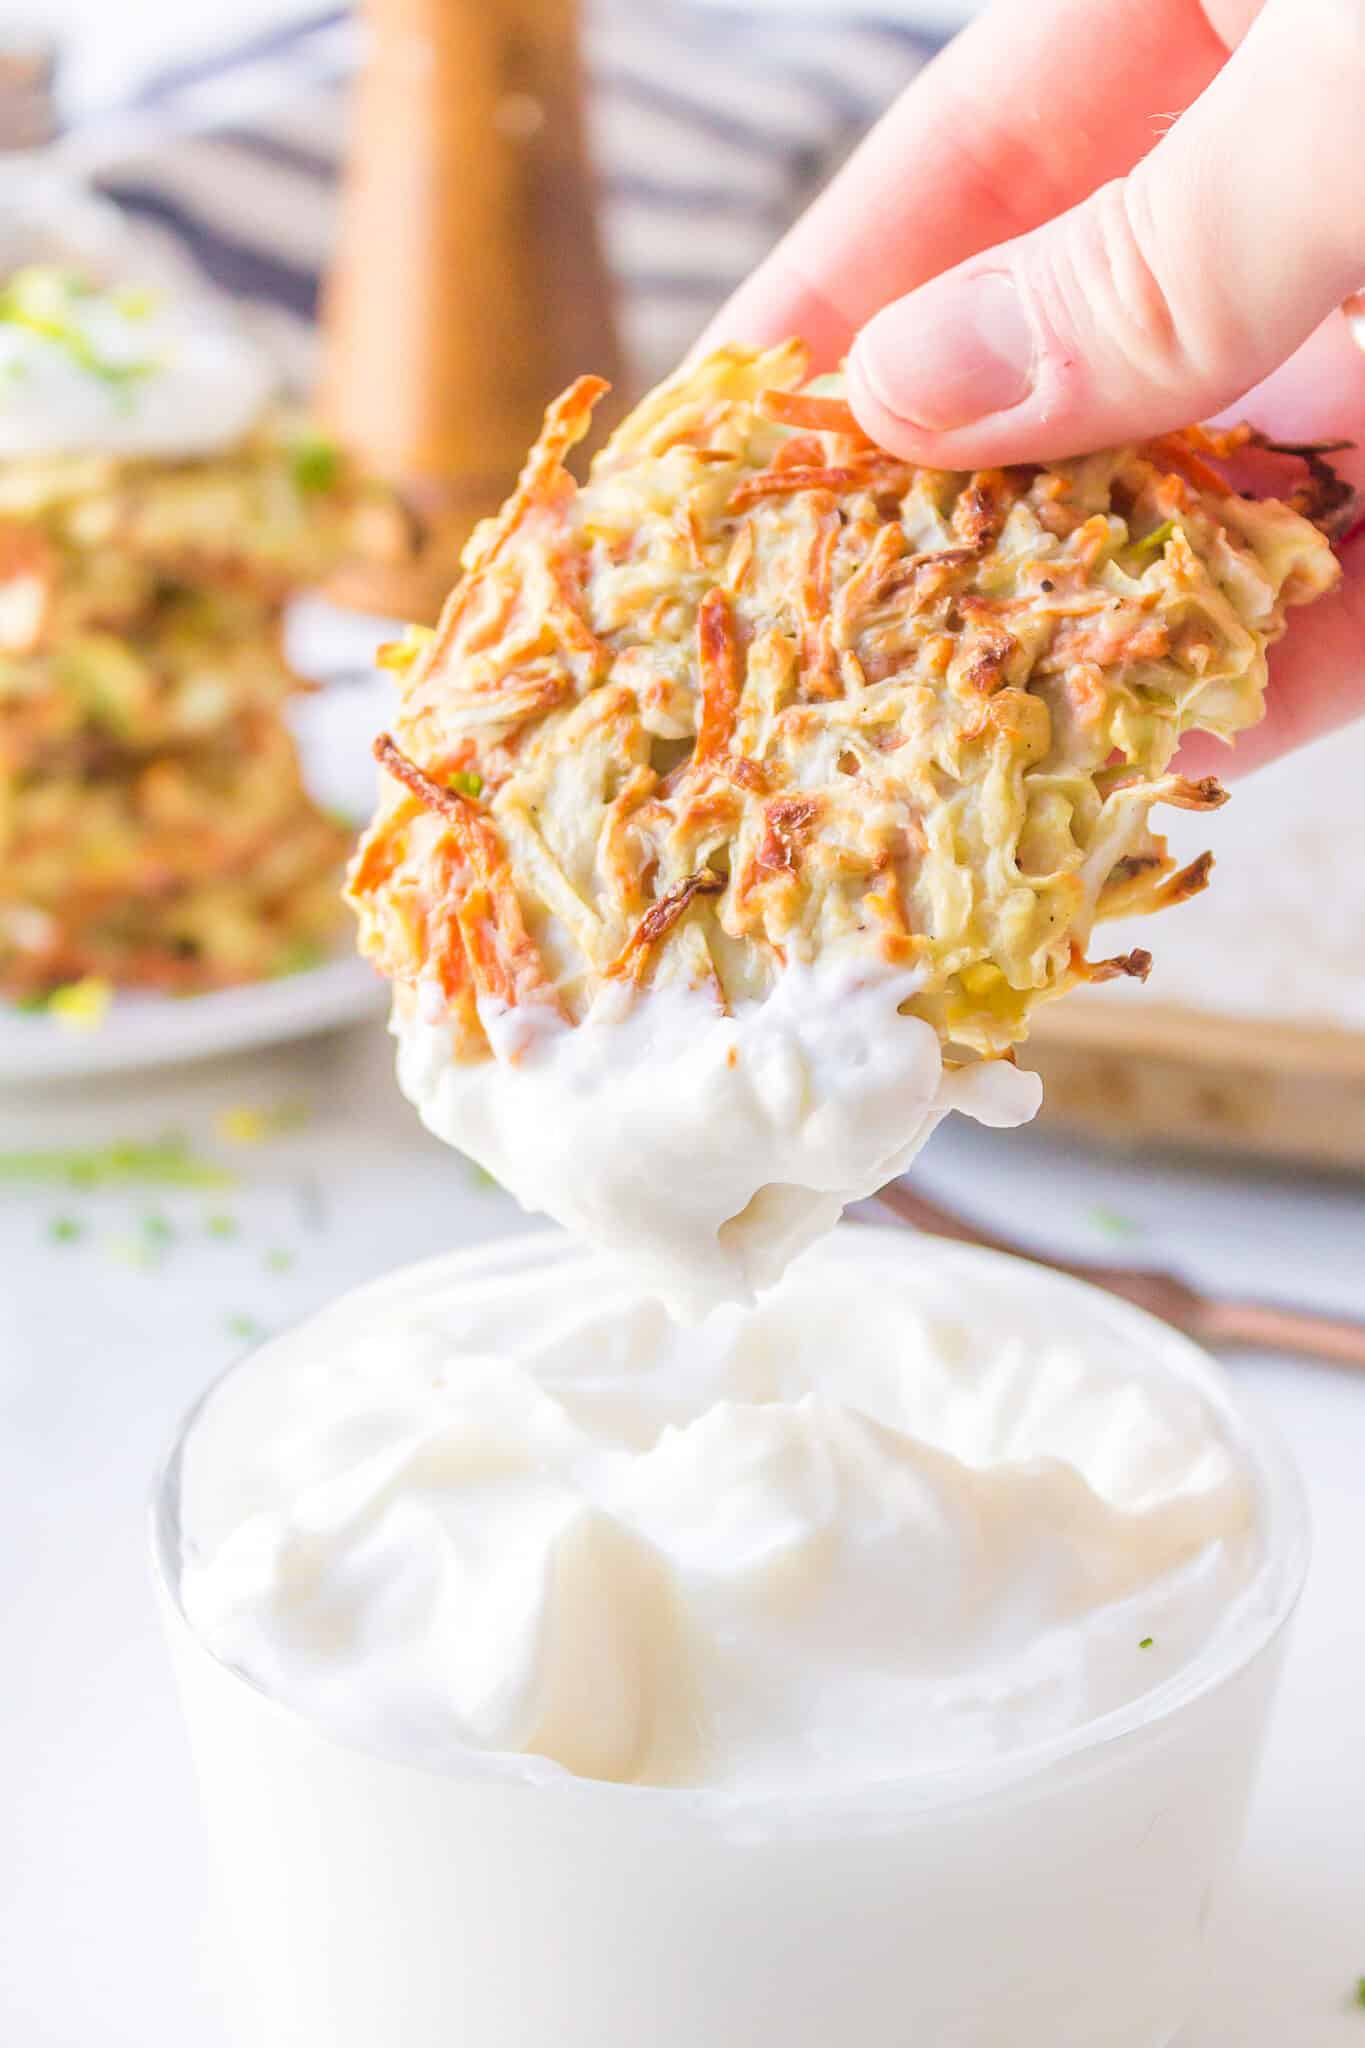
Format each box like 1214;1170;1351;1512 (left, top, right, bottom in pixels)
1074;945;1153;986
608;867;726;983
348;343;1341;1061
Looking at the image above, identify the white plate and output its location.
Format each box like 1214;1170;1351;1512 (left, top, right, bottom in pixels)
0;955;388;1083
0;606;398;1085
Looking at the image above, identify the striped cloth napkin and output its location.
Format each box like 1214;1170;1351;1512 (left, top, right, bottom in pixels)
50;2;944;387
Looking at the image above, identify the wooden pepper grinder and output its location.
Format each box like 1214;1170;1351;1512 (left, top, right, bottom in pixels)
319;0;622;619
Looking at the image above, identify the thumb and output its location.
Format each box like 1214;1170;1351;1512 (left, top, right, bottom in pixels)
847;0;1365;464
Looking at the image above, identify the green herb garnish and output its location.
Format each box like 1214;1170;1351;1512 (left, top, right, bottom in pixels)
1139;1637;1154;1650
112;284;160;322
448;769;483;801
1130;518;1177;561
265;1247;294;1275
47;976;113;1031
1089;1205;1142;1241
460;1152;501;1192
11;990;49;1013
216;1101;311;1146
0;267;157;405
1353;1976;1365;2010
204;1211;238;1240
272;939;328;979
47;1215;83;1244
290;431;339;495
0;1135;232;1191
142;1211;175;1247
225;1312;267;1346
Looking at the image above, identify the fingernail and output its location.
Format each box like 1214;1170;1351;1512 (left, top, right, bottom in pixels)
854;271;1035;432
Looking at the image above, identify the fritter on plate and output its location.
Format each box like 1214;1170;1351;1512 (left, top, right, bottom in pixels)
0;416;393;612
0;587;299;777
0;714;348;994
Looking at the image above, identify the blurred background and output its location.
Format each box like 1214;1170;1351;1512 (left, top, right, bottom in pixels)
0;4;1361;2046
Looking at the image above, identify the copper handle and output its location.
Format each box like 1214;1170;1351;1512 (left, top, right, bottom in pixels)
1197;1297;1365;1371
875;1181;1365;1373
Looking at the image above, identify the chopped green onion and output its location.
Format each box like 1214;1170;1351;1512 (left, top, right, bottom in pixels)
1354;1976;1365;2009
272;939;328;979
225;1312;267;1346
265;1247;294;1275
0;267;157;398
290;431;339;495
1130;518;1177;560
112;284;160;321
47;977;112;1032
47;1215;83;1244
141;1211;175;1246
204;1211;238;1239
0;1136;232;1190
1089;1205;1142;1240
448;769;484;801
1139;1637;1154;1650
215;1101;311;1147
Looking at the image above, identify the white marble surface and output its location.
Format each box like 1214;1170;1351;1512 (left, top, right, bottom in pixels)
1;1015;1363;2047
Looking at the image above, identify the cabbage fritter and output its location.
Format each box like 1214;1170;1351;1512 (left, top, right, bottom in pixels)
0;588;299;777
348;342;1341;1058
0;394;389;999
0;415;398;609
0;714;348;995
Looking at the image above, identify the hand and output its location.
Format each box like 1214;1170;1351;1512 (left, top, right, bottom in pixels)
704;0;1365;774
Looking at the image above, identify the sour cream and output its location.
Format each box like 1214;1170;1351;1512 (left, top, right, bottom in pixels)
0;267;273;460
396;953;1042;1319
178;1228;1266;1798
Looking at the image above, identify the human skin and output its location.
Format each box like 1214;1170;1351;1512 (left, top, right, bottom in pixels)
702;0;1365;777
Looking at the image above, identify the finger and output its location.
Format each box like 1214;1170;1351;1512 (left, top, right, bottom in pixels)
1179;310;1365;780
697;0;1239;364
1214;309;1365;496
1180;538;1365;779
847;0;1365;465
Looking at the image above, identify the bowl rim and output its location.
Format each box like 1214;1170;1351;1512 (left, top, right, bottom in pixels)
150;1225;1312;1834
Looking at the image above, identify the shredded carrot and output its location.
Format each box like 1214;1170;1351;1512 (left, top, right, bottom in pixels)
758;390;874;442
607;868;725;982
371;734;560;1013
728;458;909;511
694;587;742;763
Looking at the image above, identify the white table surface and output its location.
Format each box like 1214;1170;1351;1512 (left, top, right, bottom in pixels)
1;1014;1363;2047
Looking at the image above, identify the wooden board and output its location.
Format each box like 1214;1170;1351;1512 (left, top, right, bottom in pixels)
1025;1000;1365;1171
